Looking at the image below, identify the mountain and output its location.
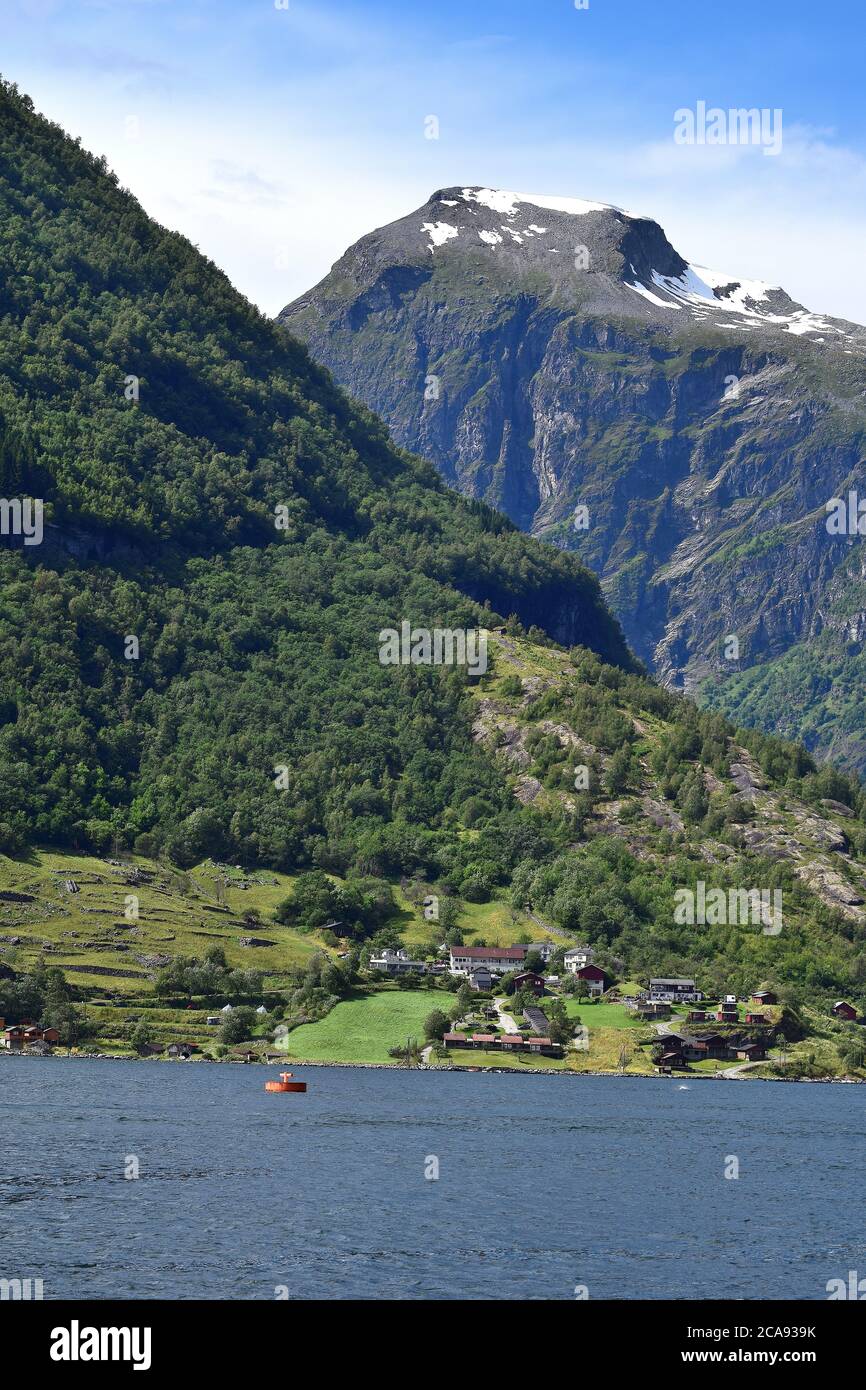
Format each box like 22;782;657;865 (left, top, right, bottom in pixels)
3;82;866;1015
280;186;866;774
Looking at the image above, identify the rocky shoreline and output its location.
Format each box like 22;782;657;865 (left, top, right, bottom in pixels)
1;1051;862;1083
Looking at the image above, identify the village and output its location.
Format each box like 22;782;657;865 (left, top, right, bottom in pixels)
354;942;863;1075
3;926;864;1077
1;848;864;1080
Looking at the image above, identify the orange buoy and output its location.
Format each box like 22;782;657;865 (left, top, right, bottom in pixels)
265;1070;307;1093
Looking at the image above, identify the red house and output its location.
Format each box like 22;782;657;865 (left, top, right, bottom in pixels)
512;971;545;996
574;965;606;997
751;990;777;1006
832;1001;858;1021
2;1023;60;1050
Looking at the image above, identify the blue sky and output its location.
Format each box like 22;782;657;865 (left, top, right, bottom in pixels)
4;0;866;319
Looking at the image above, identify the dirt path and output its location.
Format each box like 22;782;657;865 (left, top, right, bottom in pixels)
494;998;520;1035
718;1059;770;1078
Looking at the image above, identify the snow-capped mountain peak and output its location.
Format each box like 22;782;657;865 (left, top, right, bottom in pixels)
404;186;860;343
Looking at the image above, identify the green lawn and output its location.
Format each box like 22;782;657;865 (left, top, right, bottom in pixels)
559;999;645;1029
282;988;457;1064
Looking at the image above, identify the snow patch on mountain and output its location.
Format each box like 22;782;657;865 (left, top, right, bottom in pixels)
628;281;679;310
459;187;630;218
650;266;776;313
421;221;459;251
627;261;845;338
414;186;859;341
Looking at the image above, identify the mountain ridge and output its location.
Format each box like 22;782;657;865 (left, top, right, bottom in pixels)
280;185;866;773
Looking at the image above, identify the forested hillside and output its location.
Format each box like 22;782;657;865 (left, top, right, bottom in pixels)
0;77;628;872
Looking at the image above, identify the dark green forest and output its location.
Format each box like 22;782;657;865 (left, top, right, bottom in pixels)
0;75;628;869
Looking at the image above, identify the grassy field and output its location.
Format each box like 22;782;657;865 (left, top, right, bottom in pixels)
559;999;646;1030
439;1028;655;1074
282;988;457;1064
573;1027;655;1074
0;848;328;994
395;884;559;950
0;844;562;997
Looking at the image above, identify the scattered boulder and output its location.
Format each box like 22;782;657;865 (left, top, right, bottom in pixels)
730;761;765;797
514;775;544;806
797;864;864;914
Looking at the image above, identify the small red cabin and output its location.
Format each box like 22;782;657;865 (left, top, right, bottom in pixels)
833;1001;858;1021
512;971;545;996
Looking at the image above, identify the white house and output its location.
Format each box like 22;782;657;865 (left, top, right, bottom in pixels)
526;942;557;964
368;948;428;976
647;977;703;1004
563;945;594;974
448;945;526;977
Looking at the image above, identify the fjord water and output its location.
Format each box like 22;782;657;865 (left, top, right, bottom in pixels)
2;1059;863;1301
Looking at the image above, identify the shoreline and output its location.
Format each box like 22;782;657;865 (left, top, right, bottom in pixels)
1;1051;861;1083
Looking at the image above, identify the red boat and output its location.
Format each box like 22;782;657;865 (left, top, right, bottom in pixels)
265;1071;307;1093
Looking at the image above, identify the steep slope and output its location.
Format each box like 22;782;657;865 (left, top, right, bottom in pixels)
0;84;630;873
4;630;866;1018
468;632;866;1004
280;186;866;773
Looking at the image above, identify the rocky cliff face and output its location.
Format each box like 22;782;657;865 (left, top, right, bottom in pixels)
280;187;866;772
